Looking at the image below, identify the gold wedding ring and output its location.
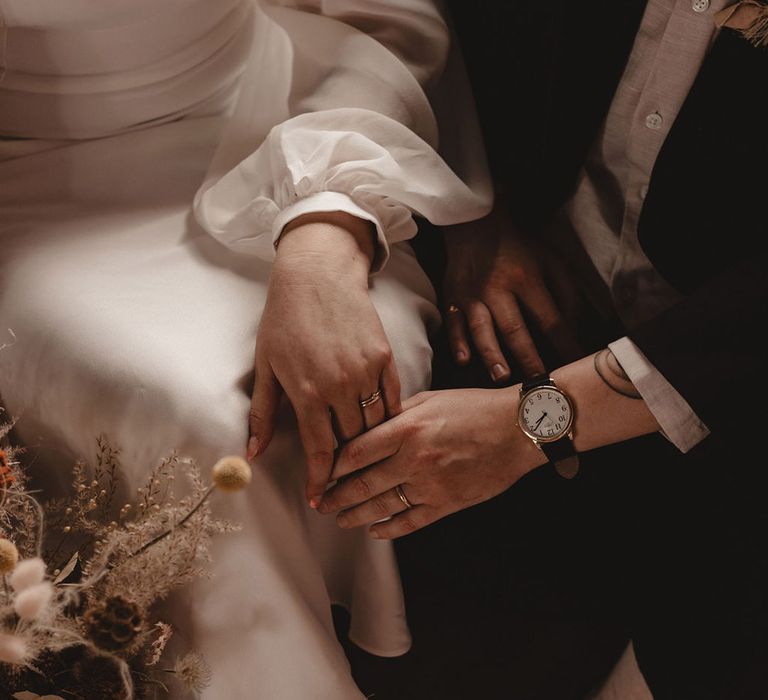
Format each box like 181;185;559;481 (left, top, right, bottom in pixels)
448;304;460;314
395;484;413;510
360;390;382;409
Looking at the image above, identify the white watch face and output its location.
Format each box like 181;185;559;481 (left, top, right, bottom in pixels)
518;386;573;443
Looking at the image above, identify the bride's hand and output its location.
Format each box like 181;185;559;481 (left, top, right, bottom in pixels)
247;211;402;509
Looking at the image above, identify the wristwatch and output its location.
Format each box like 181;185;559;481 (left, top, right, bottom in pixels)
517;376;579;479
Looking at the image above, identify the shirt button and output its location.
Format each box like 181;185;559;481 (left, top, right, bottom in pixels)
692;0;710;12
645;112;663;130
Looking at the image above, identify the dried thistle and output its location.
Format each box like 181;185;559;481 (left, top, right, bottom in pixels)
172;651;212;696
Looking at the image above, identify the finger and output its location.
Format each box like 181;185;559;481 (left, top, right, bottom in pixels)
248;360;283;460
320;459;405;514
293;401;335;509
522;275;585;362
369;505;436;540
331;397;365;443
336;485;414;529
401;391;432;412
361;388;386;431
445;304;471;365
485;293;546;378
380;354;402;417
465;300;511;383
329;418;404;481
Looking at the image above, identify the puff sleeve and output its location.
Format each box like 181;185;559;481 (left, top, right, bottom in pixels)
193;0;492;271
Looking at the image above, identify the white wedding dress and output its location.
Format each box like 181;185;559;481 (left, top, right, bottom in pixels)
0;1;489;698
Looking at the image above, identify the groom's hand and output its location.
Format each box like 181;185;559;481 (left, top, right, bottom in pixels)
317;388;545;539
442;205;582;381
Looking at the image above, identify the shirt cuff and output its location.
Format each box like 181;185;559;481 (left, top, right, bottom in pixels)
608;336;710;453
271;191;391;273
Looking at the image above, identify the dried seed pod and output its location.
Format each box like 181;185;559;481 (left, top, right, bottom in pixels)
83;596;144;652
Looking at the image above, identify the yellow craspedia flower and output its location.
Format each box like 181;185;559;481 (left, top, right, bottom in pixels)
0;537;19;574
212;456;252;493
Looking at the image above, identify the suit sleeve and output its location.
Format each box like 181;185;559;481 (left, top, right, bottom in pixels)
627;254;768;438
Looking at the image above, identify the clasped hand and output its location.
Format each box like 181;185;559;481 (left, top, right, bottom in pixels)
317;388;545;539
247;213;401;508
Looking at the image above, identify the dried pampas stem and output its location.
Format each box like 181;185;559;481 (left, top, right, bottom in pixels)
119;484;215;566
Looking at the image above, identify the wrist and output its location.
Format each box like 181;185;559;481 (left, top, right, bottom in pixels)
499;385;548;476
277;211;375;278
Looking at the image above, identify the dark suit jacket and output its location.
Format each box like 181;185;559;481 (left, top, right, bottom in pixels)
445;0;768;440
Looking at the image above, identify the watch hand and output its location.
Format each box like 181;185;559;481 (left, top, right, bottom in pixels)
533;412;547;430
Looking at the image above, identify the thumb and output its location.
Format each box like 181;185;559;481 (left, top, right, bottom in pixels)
248;361;282;460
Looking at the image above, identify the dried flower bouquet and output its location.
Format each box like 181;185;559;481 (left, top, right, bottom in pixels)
0;413;251;700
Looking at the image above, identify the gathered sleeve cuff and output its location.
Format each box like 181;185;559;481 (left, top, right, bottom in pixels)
193;1;492;272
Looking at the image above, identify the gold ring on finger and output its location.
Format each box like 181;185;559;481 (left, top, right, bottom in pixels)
360;390;382;409
448;304;461;314
395;484;413;509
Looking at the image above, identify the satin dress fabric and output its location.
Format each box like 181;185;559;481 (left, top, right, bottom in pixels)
0;1;490;697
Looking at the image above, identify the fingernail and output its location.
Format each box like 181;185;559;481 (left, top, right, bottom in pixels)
491;364;509;381
309;496;322;510
336;515;349;528
456;350;467;362
246;436;259;461
369;529;382;539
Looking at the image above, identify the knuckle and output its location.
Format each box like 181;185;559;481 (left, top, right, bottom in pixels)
369;344;392;367
332;369;352;389
467;316;487;332
479;346;500;362
539;316;561;334
507;267;529;288
498;318;525;337
353;475;375;500
307;449;333;469
398;416;420;439
298;380;321;404
344;441;366;464
415;447;440;466
399;516;419;534
372;494;391;517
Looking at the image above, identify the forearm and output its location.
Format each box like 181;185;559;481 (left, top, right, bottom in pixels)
551;351;660;452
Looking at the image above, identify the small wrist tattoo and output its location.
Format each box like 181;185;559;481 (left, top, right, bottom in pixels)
594;349;642;400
